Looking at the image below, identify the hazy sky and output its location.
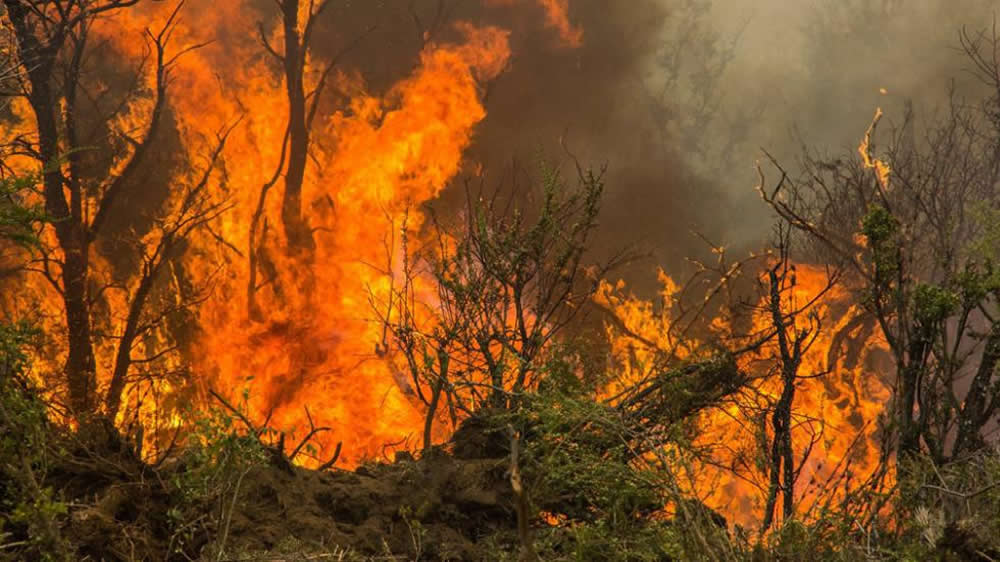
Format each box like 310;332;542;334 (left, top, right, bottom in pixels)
665;0;998;247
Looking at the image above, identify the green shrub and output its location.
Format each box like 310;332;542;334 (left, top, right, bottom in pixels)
0;322;68;560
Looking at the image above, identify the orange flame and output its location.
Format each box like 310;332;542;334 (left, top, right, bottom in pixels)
859;107;892;191
488;0;583;47
536;0;584;47
597;265;892;527
2;1;894;532
186;22;512;464
3;2;511;464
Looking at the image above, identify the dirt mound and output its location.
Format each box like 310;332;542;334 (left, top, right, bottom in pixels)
224;449;513;559
9;416;521;561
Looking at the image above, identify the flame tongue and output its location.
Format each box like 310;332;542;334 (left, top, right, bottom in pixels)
188;22;511;465
5;0;516;464
598;264;892;527
487;0;583;48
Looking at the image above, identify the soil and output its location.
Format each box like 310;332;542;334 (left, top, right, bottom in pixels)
20;417;522;561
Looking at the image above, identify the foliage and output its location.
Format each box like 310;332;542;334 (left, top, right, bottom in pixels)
472;353;738;561
0;172;44;250
376;162;617;451
0;322;68;561
166;387;268;557
760;21;1000;464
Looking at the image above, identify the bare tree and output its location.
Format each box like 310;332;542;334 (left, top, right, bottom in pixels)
373;163;619;449
256;0;330;252
756;230;833;533
247;1;373;318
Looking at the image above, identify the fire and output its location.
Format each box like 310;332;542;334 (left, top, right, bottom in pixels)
0;0;902;533
178;17;512;464
535;0;584;47
2;2;512;464
859;107;891;191
488;0;584;47
597;264;892;527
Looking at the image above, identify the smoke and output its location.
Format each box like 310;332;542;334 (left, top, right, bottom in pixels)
689;0;998;260
294;0;999;294
4;0;996;458
8;0;997;291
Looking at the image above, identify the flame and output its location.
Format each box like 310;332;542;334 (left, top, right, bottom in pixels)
182;20;512;464
488;0;584;47
1;0;894;531
859;107;892;191
536;0;584;47
2;2;512;463
597;264;892;527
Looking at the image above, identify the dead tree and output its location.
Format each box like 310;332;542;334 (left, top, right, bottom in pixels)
256;0;329;251
103;122;238;420
4;0;140;416
757;232;829;533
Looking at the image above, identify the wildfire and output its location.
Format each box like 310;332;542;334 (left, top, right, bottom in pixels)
488;0;584;47
3;1;512;464
597;264;892;527
178;16;512;464
0;0;891;531
859;107;892;191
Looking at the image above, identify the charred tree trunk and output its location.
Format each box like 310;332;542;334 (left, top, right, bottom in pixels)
279;0;314;252
6;1;189;424
104;260;157;421
897;333;932;460
954;320;1000;458
760;267;803;533
5;0;98;417
422;350;448;452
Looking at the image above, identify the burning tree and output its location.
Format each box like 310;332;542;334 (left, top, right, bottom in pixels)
1;0;231;426
759;23;1000;463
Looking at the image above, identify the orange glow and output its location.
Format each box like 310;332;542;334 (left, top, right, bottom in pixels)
489;0;583;47
596;264;892;527
4;2;510;464
1;0;897;532
180;19;512;465
536;0;584;47
859;107;892;191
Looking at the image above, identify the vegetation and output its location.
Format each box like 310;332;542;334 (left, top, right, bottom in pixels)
2;1;1000;561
